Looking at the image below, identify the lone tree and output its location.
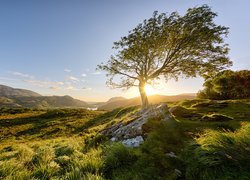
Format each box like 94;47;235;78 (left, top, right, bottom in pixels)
98;5;232;108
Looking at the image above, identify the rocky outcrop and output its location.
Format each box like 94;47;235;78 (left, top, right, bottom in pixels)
102;103;172;147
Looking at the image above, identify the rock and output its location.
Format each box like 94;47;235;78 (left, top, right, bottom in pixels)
166;152;177;158
102;103;172;147
121;136;144;147
169;106;178;113
175;169;182;177
110;137;117;142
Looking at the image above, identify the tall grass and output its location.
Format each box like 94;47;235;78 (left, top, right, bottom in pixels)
185;123;250;180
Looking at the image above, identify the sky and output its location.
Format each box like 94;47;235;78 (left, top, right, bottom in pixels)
0;0;249;102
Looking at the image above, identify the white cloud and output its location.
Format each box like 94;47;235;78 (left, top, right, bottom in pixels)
68;76;79;82
65;86;75;90
64;69;72;72
81;73;87;77
92;71;101;75
24;79;64;88
9;71;34;79
82;87;92;91
49;86;62;90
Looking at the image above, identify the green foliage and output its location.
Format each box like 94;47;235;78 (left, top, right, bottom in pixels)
0;99;249;179
198;70;250;99
184;124;250;180
84;134;109;150
55;145;75;157
103;143;137;179
0;107;38;114
66;169;104;180
98;5;231;107
40;108;96;118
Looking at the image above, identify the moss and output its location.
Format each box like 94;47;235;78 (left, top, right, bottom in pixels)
201;114;234;122
171;106;201;119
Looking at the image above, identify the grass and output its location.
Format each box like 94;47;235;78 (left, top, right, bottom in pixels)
0;99;249;179
184;123;250;180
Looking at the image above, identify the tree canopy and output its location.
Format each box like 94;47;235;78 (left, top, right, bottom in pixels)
198;70;250;99
98;5;232;107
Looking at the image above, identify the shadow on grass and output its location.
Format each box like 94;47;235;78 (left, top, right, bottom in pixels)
0;109;102;140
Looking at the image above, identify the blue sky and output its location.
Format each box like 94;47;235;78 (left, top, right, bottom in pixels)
0;0;249;101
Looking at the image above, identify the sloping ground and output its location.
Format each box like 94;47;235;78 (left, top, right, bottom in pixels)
0;95;90;108
0;99;249;179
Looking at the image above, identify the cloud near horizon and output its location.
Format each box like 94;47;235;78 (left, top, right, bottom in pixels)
9;71;34;79
7;70;92;92
68;76;80;82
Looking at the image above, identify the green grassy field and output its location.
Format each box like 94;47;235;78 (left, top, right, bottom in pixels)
0;99;249;179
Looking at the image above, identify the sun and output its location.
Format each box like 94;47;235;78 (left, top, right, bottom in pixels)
144;84;157;95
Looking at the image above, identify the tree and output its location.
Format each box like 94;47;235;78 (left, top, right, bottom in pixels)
197;70;250;99
98;5;232;108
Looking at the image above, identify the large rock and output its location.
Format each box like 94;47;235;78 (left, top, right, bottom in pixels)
121;136;144;147
102;103;172;147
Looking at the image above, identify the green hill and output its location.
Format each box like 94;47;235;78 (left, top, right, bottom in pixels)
0;85;90;108
0;99;249;179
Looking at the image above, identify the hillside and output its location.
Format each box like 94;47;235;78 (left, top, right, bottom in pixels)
0;84;41;97
0;85;90;108
98;93;196;110
0;99;249;179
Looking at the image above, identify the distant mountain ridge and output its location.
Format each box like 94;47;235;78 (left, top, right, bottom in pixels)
98;94;196;110
0;85;89;108
0;84;41;97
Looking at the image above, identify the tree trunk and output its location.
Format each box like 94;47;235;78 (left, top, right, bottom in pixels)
139;81;149;108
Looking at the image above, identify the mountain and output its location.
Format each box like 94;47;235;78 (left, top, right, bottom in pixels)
0;84;41;97
88;97;127;108
98;94;196;110
0;85;90;108
106;97;127;103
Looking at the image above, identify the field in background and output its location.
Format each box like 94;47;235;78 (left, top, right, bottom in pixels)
0;99;249;179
